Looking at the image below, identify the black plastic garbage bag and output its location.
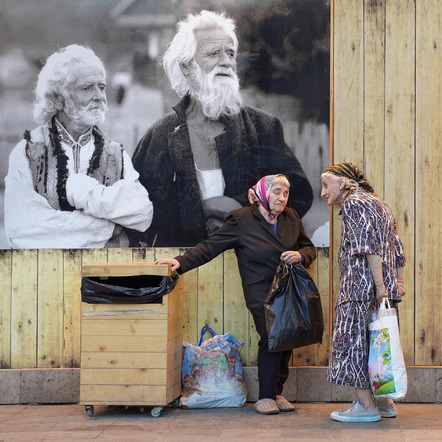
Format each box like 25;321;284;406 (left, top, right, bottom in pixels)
264;262;324;352
81;273;179;304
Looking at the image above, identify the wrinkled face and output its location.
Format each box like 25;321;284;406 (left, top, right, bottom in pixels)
268;184;290;216
321;175;344;206
63;63;107;129
194;27;237;78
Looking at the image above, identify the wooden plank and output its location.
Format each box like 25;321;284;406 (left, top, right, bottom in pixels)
0;250;12;368
37;249;64;368
333;0;364;166
81;319;167;336
81;249;108;266
197;254;224;335
182;266;198;345
80;368;166;385
10;250;38;368
81;352;167;369
223;249;249;366
132;248;155;263
81;304;167;320
81;335;167;353
81;262;171;277
106;248;133;263
63;249;82;367
79;384;166;404
331;0;364;349
384;0;416;365
363;0;386;196
415;0;442;365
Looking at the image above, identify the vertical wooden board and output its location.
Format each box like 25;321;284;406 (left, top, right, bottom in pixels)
37;249;64;368
223;249;249;366
107;248;133;263
415;0;442;365
182;266;198;344
333;0;364;166
10;250;38;368
331;0;364;351
0;250;12;368
247;310;259;366
63;249;82;367
132;248;155;263
81;249;108;266
363;0;386;196
197;254;224;335
384;0;415;364
316;248;330;365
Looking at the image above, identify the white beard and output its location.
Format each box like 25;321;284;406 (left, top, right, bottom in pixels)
190;66;243;120
64;100;107;132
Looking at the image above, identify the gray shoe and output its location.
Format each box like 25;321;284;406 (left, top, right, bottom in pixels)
377;400;398;418
330;401;381;423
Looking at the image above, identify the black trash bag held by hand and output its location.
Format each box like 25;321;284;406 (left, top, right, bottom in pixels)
264;262;324;352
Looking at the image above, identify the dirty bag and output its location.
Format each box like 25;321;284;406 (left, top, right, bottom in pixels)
180;325;247;408
264;262;324;352
81;273;179;304
368;298;407;399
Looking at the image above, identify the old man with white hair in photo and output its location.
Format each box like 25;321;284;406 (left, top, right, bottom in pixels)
129;10;313;247
4;44;153;248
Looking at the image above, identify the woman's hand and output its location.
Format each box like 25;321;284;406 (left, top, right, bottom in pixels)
281;250;302;265
155;258;181;272
398;283;406;297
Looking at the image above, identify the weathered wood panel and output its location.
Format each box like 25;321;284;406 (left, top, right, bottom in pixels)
0;250;12;368
415;0;442;365
10;250;38;368
384;0;416;364
37;249;64;368
364;0;386;195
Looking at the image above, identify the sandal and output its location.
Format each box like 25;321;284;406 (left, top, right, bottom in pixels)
254;398;280;415
276;395;295;412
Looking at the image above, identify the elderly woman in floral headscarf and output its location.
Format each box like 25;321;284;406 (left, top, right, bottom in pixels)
321;163;406;423
157;174;316;414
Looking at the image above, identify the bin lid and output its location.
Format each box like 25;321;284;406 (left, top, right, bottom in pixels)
81;262;172;277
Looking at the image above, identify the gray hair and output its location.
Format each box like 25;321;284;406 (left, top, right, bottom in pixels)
321;172;359;190
162;10;238;97
33;45;106;124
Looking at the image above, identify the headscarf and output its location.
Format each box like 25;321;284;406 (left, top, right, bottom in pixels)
324;162;376;194
251;174;285;220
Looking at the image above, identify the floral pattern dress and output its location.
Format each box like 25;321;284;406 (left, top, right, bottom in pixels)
327;188;406;388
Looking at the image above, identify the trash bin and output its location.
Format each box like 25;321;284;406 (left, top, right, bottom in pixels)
79;262;183;417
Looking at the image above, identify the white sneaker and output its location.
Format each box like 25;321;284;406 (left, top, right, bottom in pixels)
330;401;381;423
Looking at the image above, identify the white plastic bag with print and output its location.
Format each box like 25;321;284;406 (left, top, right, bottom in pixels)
368;299;407;400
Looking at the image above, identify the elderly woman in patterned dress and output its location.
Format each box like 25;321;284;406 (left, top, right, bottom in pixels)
321;163;406;423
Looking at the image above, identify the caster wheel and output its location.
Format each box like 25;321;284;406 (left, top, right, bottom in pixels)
139;407;144;413
85;405;94;417
172;398;180;408
151;406;163;417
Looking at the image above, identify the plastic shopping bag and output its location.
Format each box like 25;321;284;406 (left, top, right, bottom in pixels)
264;262;324;352
180;325;248;408
368;299;407;400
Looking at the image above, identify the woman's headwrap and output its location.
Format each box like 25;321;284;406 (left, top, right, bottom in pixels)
251;174;284;220
324;163;376;194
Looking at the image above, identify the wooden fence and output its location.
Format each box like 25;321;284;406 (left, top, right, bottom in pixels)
0;248;329;369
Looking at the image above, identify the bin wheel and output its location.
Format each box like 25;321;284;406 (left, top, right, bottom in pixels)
85;405;94;417
139;407;144;413
172;398;180;408
151;406;163;417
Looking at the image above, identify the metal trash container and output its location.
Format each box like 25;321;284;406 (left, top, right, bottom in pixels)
79;262;183;417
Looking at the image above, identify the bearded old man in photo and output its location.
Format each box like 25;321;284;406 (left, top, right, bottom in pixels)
128;10;313;247
4;45;153;248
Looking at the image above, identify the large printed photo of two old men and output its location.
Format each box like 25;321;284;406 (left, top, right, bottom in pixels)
0;0;330;250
